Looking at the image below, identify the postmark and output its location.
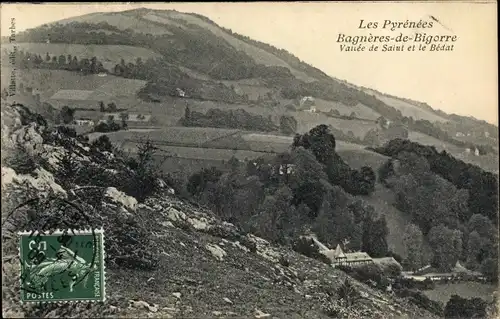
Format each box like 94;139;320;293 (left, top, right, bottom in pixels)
19;228;105;303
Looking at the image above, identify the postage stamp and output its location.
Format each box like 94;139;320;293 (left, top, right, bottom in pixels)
19;229;105;303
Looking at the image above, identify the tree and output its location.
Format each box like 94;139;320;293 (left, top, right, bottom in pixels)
362;215;388;257
428;224;462;271
90;56;98;74
99;101;105;112
107;102;117;112
58;55;66;66
403;224;424;271
293;124;336;165
123;139;163;202
119;112;129;129
288;147;329;214
468;214;495;239
445;295;487;319
279;115;298;135
59;106;75;124
187;167;223;196
184;105;191;124
355;166;376;195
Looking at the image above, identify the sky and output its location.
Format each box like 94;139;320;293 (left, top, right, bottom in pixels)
1;2;497;124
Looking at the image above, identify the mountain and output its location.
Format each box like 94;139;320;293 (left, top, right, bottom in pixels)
1;5;497;263
3;8;496;133
1;8;498;317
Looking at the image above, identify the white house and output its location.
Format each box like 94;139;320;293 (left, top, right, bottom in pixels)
300;96;315;109
304;105;317;113
278;164;295;176
73;119;95;126
176;88;186;97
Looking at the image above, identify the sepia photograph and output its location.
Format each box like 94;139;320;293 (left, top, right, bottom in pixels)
1;2;498;318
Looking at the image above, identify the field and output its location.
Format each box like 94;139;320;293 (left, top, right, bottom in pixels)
314;98;381;120
2;43;162;71
293;111;379;138
364;88;449;123
101;126;241;147
423;282;497;304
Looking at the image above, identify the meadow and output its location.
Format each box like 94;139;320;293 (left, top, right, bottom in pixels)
314;98;381;120
423;282;497;304
364;88;449;123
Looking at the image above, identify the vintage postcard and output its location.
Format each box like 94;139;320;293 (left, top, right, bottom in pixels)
1;2;498;318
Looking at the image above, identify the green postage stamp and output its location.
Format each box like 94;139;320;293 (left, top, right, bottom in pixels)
19;229;106;303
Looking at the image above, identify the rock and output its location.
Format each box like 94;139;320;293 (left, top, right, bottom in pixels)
105;187;138;211
166;207;186;222
305;294;313;300
205;243;227;261
254;309;271;318
2;167;67;197
223;297;233;304
212;311;223;316
187;217;209;230
128;300;158;312
12;123;43;156
161;221;175;228
172;292;182;299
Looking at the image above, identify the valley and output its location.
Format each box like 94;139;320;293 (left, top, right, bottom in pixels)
1;6;497;318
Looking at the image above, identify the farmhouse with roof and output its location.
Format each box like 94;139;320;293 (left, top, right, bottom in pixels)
326;244;374;266
306;235;374;267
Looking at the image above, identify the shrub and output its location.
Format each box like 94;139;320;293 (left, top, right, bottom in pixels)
444;295;487;319
279;255;291;267
291;236;331;265
398;288;443;316
91;135;113;152
119;139;165;202
337;278;361;307
93;121;121;133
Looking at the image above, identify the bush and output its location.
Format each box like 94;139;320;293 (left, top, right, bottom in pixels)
91;135;113;152
279;255;291;267
337;278;361;307
119;139;164;202
93;121;121;133
339;264;390;291
292;237;331;265
398;288;443;316
445;294;488;319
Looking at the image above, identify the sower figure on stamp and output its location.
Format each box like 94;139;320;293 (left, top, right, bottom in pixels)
24;245;97;293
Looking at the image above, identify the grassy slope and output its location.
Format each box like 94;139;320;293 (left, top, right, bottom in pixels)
423;282;497;305
409;131;499;173
362;89;449;123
